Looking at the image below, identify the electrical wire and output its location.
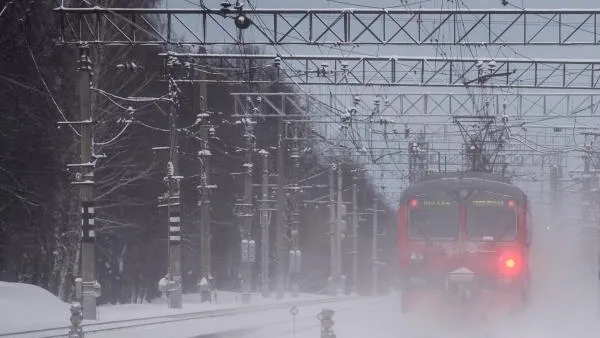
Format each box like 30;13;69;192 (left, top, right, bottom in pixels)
26;40;80;137
164;0;594;195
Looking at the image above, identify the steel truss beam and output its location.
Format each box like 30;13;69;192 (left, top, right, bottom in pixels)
230;92;592;168
231;92;600;118
54;7;600;46
165;53;600;89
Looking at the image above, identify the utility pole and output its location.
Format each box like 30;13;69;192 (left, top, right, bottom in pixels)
193;56;212;283
372;198;379;296
582;132;600;225
275;118;287;299
288;122;302;297
259;150;270;298
583;150;591;223
328;164;337;295
550;165;558;207
166;68;183;309
351;183;359;295
556;156;563;215
77;44;97;320
549;152;562;214
240;97;255;304
336;164;345;294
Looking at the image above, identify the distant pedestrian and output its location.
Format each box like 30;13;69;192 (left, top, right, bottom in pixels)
198;277;211;303
158;274;170;299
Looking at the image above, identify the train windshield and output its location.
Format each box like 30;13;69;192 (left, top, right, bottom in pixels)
407;193;459;240
466;192;517;241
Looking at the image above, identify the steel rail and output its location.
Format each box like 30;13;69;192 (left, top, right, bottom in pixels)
2;296;359;338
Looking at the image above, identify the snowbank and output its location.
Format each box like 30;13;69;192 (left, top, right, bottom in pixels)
0;281;332;334
0;282;70;334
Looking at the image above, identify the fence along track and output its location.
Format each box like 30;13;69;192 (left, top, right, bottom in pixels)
2;296;360;338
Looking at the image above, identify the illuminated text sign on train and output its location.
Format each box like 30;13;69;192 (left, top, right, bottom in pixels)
471;200;505;206
422;200;453;207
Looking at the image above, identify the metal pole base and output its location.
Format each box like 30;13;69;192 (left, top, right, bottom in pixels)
340;275;347;295
276;288;285;300
81;293;97;320
168;291;182;309
327;277;337;296
290;274;299;297
241;292;251;304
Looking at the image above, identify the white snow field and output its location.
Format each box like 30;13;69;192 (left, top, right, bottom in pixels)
0;281;71;333
92;291;329;322
0;283;336;336
84;297;373;338
2;203;599;338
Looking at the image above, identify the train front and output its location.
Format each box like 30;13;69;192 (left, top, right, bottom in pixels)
397;179;530;313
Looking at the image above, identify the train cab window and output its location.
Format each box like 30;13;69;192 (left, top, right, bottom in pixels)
466;192;517;241
407;193;459;240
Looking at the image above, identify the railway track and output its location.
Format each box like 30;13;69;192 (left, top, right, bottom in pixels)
191;296;385;338
1;296;360;338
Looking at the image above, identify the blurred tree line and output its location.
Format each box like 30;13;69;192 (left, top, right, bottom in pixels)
0;0;397;304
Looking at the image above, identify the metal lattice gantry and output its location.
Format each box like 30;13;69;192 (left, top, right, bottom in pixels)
228;92;595;169
53;6;600;46
231;92;600;118
164;53;600;89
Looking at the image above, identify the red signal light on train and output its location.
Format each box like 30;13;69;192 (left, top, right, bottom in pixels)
507;200;516;208
498;251;523;276
409;199;418;208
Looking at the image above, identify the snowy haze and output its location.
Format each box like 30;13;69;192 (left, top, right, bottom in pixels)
241;201;600;338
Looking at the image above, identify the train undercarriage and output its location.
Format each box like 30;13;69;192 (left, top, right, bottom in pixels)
400;268;530;314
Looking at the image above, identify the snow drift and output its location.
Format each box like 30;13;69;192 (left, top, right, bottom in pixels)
0;282;70;333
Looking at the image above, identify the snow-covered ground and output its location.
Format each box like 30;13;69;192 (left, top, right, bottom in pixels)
3;204;599;338
0;281;71;334
85;298;375;338
93;291;328;322
0;282;333;335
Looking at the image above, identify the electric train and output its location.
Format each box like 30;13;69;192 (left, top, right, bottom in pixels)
397;172;531;312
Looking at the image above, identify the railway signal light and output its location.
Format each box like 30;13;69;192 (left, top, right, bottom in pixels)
507;199;516;208
410;199;418;208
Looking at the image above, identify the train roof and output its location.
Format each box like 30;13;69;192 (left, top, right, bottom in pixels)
400;171;527;203
416;171;511;183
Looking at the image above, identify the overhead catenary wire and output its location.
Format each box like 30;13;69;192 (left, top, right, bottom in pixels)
91;0;596;201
